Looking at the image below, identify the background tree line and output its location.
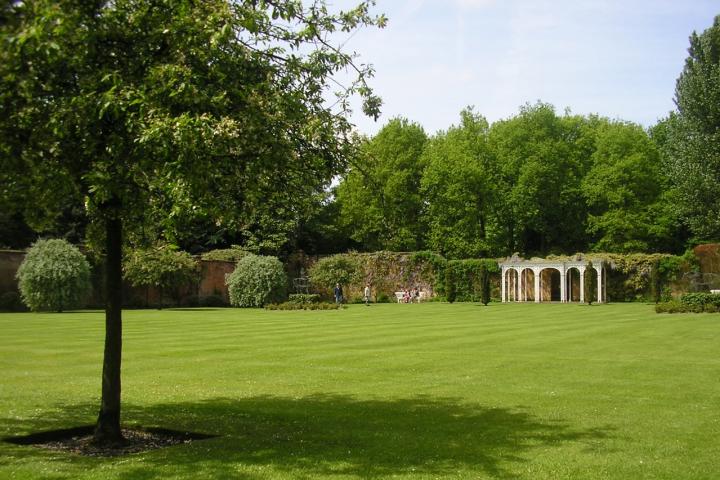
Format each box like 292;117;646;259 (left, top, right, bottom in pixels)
331;103;687;259
3;14;719;262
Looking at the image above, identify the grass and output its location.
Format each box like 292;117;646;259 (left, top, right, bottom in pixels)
0;302;719;479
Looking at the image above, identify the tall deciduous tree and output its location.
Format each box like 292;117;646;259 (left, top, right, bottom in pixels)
664;15;720;241
488;103;593;256
420;108;495;258
0;0;384;443
335;118;428;251
582;121;676;252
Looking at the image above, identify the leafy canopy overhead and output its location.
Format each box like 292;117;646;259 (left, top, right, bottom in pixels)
0;0;386;239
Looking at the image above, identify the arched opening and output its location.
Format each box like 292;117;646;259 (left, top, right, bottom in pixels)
566;267;581;302
540;268;561;302
520;268;535;302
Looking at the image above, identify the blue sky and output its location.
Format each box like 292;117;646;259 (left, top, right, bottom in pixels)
332;0;719;136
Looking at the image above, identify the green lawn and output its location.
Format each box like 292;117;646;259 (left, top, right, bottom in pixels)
0;303;718;479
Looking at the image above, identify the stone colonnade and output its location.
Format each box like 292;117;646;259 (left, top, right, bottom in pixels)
500;259;605;303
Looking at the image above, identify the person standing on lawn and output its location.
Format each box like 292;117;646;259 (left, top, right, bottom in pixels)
334;283;344;304
364;283;371;306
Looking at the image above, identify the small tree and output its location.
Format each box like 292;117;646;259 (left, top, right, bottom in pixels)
226;254;286;307
308;254;361;295
585;261;597;305
479;264;491;306
445;267;456;303
123;245;198;307
16;239;91;312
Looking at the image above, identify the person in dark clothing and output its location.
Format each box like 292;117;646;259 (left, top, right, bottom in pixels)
334;283;344;304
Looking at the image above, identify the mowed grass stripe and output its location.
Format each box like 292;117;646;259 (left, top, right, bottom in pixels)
1;304;719;480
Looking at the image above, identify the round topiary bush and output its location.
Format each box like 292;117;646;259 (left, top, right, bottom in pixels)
16;239;91;312
226;254;286;307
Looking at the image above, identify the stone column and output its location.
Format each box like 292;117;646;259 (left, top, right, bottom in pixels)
579;267;585;303
560;270;566;303
515;270;520;302
501;267;506;303
597;266;603;304
534;268;540;303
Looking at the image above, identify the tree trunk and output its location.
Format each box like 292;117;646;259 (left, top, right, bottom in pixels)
94;214;123;444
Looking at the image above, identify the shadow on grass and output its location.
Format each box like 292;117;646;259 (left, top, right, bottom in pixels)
2;394;613;479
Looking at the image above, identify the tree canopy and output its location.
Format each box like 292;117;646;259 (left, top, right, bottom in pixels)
0;0;385;443
332;103;682;258
662;15;720;241
335;118;428;251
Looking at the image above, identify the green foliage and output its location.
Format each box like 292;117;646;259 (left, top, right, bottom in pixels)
226;254;286;307
123;245;198;305
585;261;597;305
420;108;494;258
308;255;361;290
649;261;662;304
335;118;428;251
0;0;386;441
444;259;499;302
200;246;250;263
0;0;386;247
601;253;689;301
16;239;91;312
582;121;675;252
680;292;720;308
655;298;719;313
479;264;491;306
265;301;342;311
487;103;595;255
408;251;447;293
288;294;321;304
445;268;456;303
662;16;720;240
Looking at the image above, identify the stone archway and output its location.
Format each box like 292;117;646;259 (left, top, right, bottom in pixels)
500;256;606;303
540;268;561;302
520;268;535;302
565;267;582;302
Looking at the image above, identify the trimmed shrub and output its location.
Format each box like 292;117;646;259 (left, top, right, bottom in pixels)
445;267;456;303
265;301;341;310
227;254;286;307
123;245;198;307
308;254;361;293
288;293;320;304
479;264;491;305
444;259;498;302
680;292;720;308
200;246;249;263
16;239;91;312
655;293;720;313
585;261;597;305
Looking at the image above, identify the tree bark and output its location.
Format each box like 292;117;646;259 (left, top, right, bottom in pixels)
94;214;123;444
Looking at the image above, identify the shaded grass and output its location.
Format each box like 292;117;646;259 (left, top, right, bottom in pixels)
0;303;719;479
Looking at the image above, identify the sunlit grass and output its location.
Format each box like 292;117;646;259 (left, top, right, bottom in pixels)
1;303;718;479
